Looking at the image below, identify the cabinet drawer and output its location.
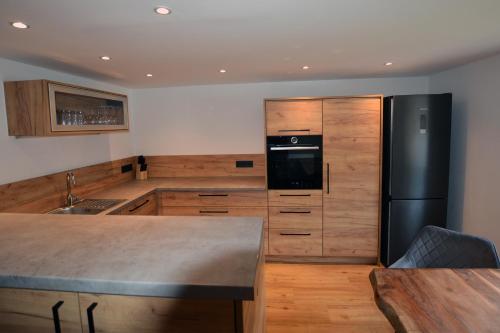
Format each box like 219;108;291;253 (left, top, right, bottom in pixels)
269;228;322;256
266;100;323;136
268;190;322;207
160;206;268;228
0;288;82;333
269;207;322;229
118;193;157;216
161;191;267;207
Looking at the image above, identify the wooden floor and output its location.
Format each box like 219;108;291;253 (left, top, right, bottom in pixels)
265;263;394;333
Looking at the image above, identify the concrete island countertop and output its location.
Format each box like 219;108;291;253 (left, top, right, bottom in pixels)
0;213;263;300
90;176;267;214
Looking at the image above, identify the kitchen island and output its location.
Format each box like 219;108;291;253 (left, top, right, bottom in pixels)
0;213;265;333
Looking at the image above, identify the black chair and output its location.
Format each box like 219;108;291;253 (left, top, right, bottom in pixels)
390;225;500;268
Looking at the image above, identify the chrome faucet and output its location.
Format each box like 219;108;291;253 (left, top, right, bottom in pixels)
66;172;79;207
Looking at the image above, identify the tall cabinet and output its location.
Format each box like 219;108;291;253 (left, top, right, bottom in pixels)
265;96;382;262
322;97;381;260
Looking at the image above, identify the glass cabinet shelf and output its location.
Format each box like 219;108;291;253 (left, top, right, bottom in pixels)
4;80;129;137
49;83;129;132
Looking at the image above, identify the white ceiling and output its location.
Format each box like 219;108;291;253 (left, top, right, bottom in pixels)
1;0;500;88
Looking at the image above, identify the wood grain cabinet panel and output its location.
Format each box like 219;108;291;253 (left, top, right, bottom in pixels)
268;206;322;229
160;206;269;254
265;100;322;136
322;97;381;260
268;190;322;207
322;98;380;138
269;228;322;256
160;206;268;227
78;293;235;333
115;193;158;216
328;137;380;195
0;288;82;333
161;190;267;207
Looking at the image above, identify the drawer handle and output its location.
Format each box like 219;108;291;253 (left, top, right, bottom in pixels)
199;210;229;214
279;210;311;214
52;300;64;333
278;129;311;132
279;232;312;236
198;194;229;197
279;194;311;197
129;199;150;212
86;302;98;333
327;163;331;194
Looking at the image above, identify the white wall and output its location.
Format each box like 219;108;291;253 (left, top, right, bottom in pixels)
0;58;134;184
131;77;429;155
430;53;500;247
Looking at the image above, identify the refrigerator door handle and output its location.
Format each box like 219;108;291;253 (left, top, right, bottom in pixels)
388;98;394;197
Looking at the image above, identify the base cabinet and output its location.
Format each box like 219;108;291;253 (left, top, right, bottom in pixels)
79;294;236;333
267;190;323;257
0;288;82;333
112;192;158;215
159;190;269;255
0;287;264;333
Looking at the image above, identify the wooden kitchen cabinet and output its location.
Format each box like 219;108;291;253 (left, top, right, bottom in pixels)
322;97;382;260
78;293;236;333
4;80;129;137
115;192;158;216
265;99;323;135
160;190;269;255
267;189;323;257
0;288;82;333
268;228;322;256
267;190;323;207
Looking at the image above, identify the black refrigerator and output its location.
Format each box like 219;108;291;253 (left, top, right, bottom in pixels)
380;94;452;266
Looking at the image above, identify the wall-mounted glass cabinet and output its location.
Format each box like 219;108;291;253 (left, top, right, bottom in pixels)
4;80;129;137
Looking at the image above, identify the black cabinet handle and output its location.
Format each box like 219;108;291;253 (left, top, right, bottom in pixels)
278;128;311;132
129;199;150;212
198;194;229;197
199;210;229;214
327;163;330;194
279;233;311;236
52;301;64;333
279;194;311;197
86;303;98;333
279;210;311;214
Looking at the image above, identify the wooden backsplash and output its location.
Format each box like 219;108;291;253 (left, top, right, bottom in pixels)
0;154;265;214
146;154;265;178
0;157;136;213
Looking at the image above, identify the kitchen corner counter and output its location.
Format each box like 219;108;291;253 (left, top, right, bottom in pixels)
0;213;263;300
89;176;267;214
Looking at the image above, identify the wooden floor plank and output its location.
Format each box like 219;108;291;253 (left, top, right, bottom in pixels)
265;263;393;333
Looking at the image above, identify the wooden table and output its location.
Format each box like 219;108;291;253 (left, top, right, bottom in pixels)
370;268;500;333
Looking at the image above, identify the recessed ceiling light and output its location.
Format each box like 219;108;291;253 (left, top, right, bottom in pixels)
219;69;227;73
302;65;310;70
146;73;153;77
100;56;111;61
385;62;393;66
155;7;171;15
10;21;29;29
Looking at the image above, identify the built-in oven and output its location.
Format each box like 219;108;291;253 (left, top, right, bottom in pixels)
267;135;323;190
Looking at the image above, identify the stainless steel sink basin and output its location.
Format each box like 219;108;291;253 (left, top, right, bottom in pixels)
48;199;126;215
49;206;104;215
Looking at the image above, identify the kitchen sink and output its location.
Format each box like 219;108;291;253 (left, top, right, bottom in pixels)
48;199;126;215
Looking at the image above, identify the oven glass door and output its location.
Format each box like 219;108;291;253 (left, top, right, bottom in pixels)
267;145;322;189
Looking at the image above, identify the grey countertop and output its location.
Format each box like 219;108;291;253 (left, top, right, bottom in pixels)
0;213;263;300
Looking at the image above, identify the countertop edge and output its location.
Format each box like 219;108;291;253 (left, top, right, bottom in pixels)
0;276;255;300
